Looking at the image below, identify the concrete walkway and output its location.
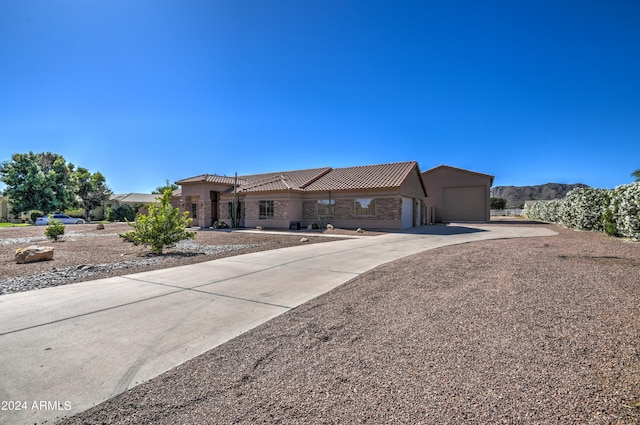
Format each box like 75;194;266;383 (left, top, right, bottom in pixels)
0;224;557;424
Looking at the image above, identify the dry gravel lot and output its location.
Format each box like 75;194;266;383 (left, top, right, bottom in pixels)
4;220;640;424
0;223;356;294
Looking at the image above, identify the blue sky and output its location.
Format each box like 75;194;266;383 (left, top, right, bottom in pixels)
1;1;639;194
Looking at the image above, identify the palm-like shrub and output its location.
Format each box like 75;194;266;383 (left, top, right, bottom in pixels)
119;189;195;254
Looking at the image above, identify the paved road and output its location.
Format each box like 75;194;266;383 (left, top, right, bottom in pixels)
0;224;557;424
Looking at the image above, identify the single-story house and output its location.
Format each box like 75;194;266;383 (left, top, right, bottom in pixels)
96;193;165;220
422;165;494;223
176;161;428;230
0;195;9;222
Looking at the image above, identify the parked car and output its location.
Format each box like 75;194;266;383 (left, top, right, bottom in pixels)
35;214;86;225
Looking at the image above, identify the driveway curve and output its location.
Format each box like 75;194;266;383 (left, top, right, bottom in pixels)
0;224;556;424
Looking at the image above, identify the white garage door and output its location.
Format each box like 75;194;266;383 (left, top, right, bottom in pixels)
401;197;414;229
442;186;486;222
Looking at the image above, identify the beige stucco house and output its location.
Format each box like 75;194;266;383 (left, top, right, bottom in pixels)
0;195;9;222
422;165;494;223
176;161;428;230
95;193;166;220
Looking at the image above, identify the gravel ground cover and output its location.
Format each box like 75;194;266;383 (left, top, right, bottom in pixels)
56;221;640;424
0;223;356;295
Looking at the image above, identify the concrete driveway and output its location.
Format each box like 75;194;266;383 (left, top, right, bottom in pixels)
0;224;557;424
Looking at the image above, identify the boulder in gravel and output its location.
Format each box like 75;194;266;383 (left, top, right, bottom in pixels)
15;246;54;264
96;223;105;230
326;224;334;230
357;228;365;233
256;226;263;230
300;237;309;242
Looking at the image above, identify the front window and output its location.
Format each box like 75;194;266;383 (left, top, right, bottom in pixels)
355;198;375;216
259;200;274;219
317;199;335;216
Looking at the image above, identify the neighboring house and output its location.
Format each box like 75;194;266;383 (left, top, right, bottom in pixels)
176;161;428;230
97;193;163;220
0;195;9;222
422;165;494;223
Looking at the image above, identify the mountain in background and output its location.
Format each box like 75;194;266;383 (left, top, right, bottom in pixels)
490;183;589;208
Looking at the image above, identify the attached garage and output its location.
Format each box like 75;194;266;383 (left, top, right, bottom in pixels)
422;165;494;223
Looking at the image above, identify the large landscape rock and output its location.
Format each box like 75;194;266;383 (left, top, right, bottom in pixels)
15;246;54;264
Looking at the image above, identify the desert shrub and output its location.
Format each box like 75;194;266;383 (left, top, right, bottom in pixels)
119;189;195;254
30;210;44;223
44;217;65;241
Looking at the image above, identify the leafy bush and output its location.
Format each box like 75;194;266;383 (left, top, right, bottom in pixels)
525;182;640;241
30;210;44;223
557;187;609;231
65;208;85;219
44;217;65;241
119;189;195;254
603;182;640;240
105;204;138;222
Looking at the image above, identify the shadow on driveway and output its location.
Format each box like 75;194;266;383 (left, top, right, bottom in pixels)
399;225;488;236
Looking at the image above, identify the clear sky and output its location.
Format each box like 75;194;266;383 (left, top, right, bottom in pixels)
1;1;639;194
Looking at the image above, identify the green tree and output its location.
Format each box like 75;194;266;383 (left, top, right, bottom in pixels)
0;151;77;214
490;197;507;209
152;179;179;194
632;168;640;182
119;188;195;254
75;167;113;221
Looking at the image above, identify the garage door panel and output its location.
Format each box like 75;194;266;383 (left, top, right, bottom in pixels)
443;186;485;222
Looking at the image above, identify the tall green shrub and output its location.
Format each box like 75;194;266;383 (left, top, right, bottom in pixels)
119;189;195;254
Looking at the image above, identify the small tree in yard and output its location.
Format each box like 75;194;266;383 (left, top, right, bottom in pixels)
119;188;194;254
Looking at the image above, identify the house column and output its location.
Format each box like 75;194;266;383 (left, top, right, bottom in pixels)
198;199;212;228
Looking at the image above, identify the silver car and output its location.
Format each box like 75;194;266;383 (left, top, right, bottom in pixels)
35;214;86;225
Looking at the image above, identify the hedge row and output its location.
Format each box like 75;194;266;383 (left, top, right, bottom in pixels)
524;182;640;241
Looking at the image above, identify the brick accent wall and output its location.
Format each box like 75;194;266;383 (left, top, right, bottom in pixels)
302;197;401;222
218;198;246;227
245;200;289;221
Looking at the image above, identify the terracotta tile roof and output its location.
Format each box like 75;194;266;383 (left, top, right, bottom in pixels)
237;167;332;192
176;174;242;185
176;162;421;193
303;161;418;191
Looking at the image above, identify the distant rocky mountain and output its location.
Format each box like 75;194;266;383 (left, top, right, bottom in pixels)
490;183;589;208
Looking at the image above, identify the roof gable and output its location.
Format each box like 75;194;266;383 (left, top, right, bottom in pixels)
423;165;494;185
